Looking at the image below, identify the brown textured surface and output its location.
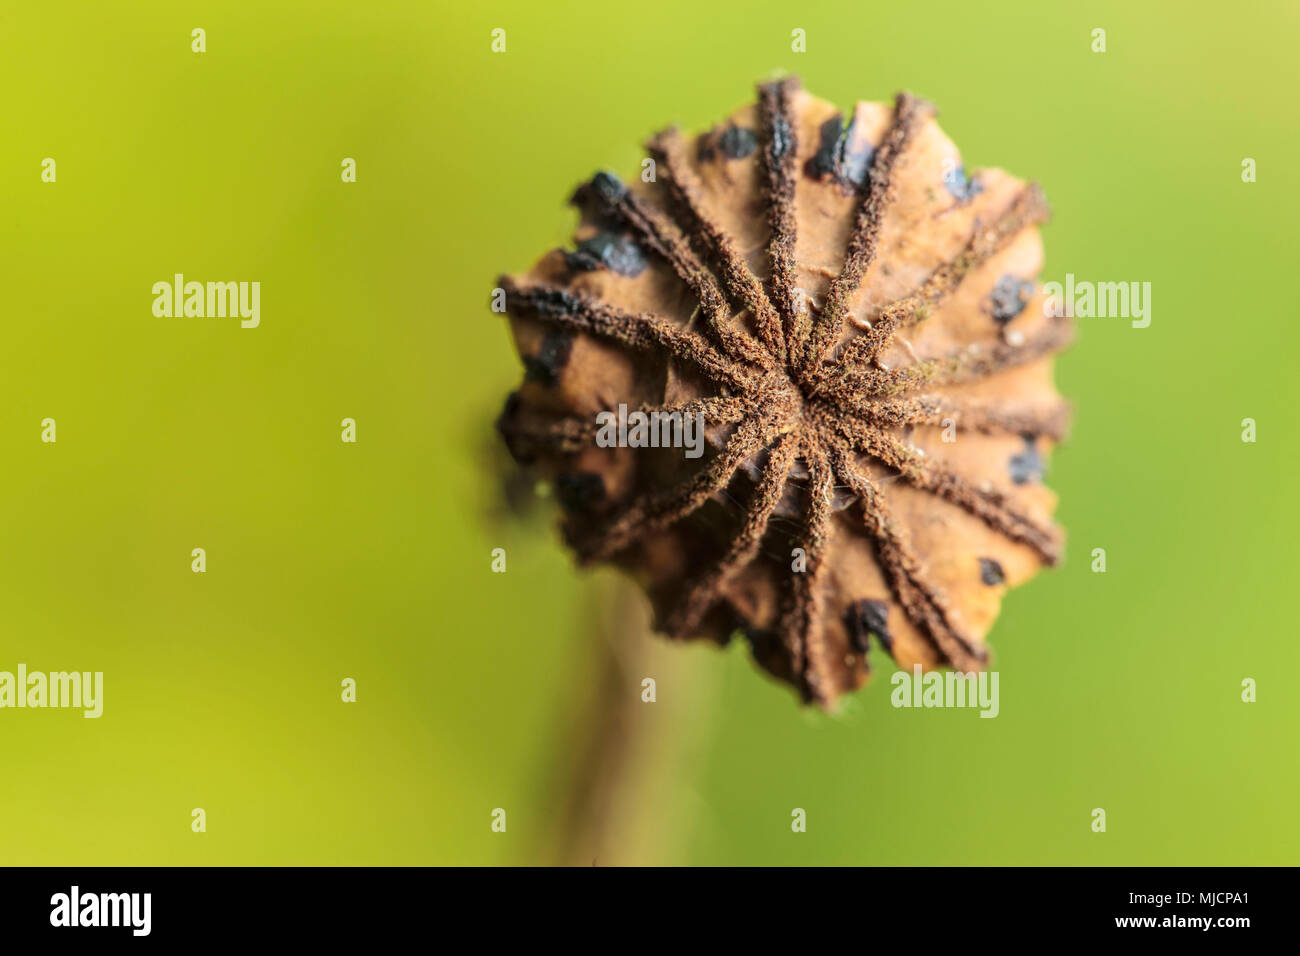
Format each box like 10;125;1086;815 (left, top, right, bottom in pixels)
495;77;1073;708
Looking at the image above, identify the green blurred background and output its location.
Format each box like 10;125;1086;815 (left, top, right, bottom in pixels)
2;0;1296;865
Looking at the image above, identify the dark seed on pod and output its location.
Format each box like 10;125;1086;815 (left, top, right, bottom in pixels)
554;472;606;513
979;557;1006;586
588;170;627;204
845;599;892;654
1008;437;1045;485
944;163;984;202
806;116;846;179
718;124;758;159
839;144;874;189
805;115;874;189
496;391;536;465
523;330;574;385
988;274;1035;325
742;626;786;673
563;231;648;277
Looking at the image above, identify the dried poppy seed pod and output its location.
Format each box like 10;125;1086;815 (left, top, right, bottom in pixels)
496;77;1073;708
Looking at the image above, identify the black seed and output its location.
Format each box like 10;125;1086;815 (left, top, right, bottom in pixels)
1008;437;1045;485
845;599;892;654
569;175;626;222
989;274;1035;325
599;236;648;276
523;330;573;386
944;164;984;202
563;232;648;277
718;124;758;159
840;141;874;189
554;472;606;513
743;626;788;674
496;391;537;465
979;557;1006;586
562;245;601;273
806;116;845;179
804;115;874;189
589;171;627;204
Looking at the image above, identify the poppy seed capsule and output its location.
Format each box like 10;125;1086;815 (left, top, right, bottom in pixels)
495;77;1073;708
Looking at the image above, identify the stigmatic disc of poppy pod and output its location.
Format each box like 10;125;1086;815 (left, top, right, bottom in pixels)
495;76;1073;708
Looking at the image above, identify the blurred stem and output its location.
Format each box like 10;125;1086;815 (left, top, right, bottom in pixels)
547;573;720;866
